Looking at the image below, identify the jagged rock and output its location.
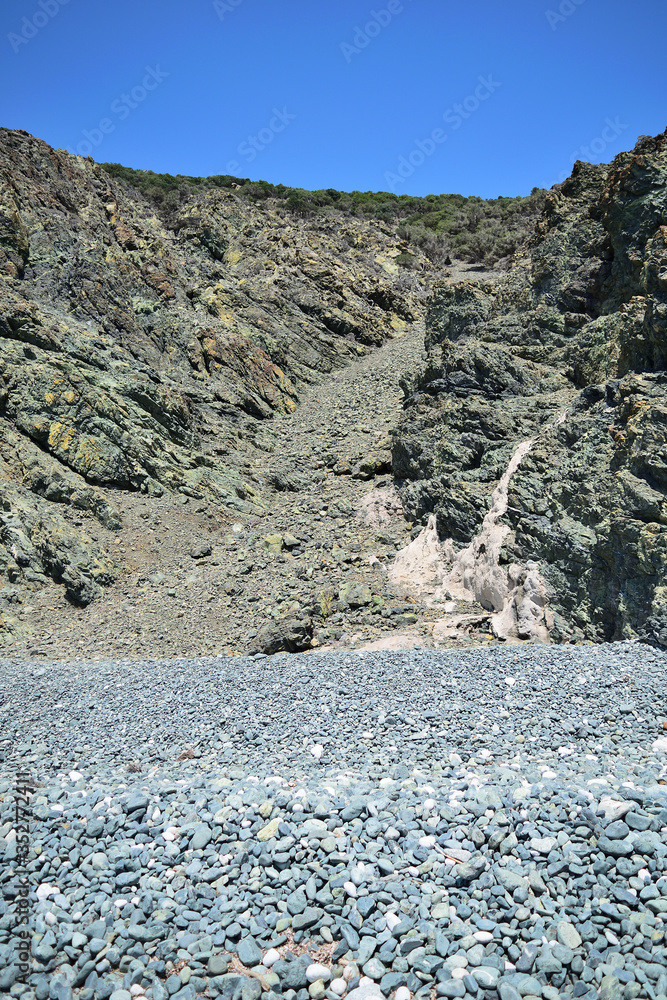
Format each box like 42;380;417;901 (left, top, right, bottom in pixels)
393;130;667;643
338;581;373;607
249;616;313;654
267;470;309;492
262;534;284;554
353;450;392;479
190;544;212;559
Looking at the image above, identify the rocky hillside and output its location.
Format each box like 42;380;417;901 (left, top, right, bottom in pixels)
4;124;667;657
392;129;667;646
0;128;437;616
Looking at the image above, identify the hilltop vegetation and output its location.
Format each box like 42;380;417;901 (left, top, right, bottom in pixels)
101;161;547;266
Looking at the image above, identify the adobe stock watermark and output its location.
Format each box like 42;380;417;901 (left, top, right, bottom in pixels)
225;107;296;171
545;0;588;31
8;0;71;54
383;75;501;189
213;0;244;21
552;116;628;185
340;0;414;63
67;66;169;159
12;770;34;984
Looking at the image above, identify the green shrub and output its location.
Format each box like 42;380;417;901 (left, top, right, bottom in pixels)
99;161;547;265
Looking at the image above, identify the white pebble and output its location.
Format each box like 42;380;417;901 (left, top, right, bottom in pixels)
418;835;435;848
343;965;355;982
395;989;411;1000
530;837;557;854
69;770;82;782
130;987;145;996
310;744;324;759
385;912;401;931
306;964;331;983
163;826;179;842
45;912;57;926
473;931;493;943
330;978;347;996
263;948;280;968
451;967;467;980
344;880;357;897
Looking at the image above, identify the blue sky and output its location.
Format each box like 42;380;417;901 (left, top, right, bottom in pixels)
1;0;666;198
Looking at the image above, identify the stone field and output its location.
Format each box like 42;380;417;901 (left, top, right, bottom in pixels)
1;643;666;1000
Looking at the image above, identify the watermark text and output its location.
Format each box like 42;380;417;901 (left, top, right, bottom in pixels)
8;0;71;54
68;66;169;158
545;0;588;31
384;75;501;189
226;107;296;171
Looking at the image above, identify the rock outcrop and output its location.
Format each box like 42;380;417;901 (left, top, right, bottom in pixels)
5;123;667;654
392;130;667;644
0;128;432;605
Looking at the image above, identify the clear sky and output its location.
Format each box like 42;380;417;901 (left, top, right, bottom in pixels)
2;0;666;198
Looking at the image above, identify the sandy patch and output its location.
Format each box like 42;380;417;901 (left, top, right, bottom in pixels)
356;632;423;651
355;486;404;528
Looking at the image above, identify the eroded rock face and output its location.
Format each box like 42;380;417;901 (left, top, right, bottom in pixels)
392;130;667;644
0;128;432;606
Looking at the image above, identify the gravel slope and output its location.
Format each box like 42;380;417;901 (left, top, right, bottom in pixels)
9;303;495;663
1;644;666;1000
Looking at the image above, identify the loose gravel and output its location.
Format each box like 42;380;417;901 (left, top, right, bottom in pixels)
1;644;666;1000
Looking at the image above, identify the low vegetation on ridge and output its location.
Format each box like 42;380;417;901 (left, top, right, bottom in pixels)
101;161;548;266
